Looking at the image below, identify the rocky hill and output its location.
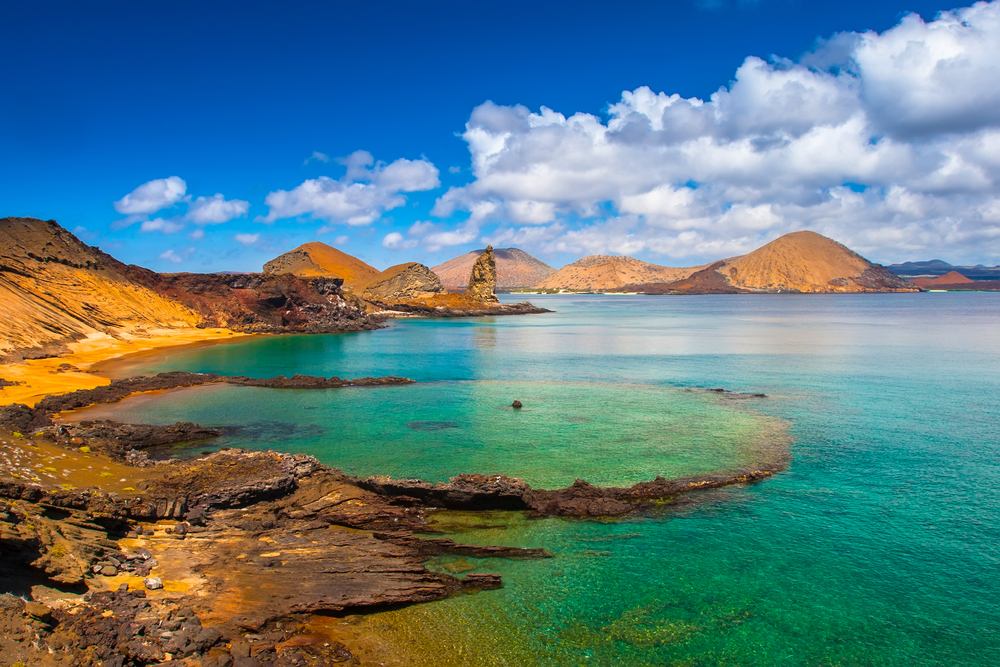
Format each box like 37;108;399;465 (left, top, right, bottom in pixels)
536;255;701;291
0;218;378;360
360;262;445;302
0;217;202;360
263;241;379;289
717;231;915;293
433;247;555;289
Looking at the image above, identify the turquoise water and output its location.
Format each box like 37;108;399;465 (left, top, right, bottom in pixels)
91;294;1000;665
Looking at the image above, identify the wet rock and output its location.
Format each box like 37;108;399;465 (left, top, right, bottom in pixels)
511;400;522;408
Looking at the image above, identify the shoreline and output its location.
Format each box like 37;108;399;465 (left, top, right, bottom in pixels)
0;328;248;408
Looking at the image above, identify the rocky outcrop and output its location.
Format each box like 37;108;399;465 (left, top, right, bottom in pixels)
466;245;500;302
360;262;445;301
262;241;380;289
124;269;378;334
432;247;556;290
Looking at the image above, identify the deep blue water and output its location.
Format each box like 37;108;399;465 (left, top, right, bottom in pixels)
92;294;1000;665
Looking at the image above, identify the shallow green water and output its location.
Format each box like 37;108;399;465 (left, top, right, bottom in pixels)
89;294;1000;665
76;380;785;488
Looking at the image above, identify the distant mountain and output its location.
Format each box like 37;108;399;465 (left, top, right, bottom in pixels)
552;231;917;294
888;260;1000;281
432;247;555;289
263;241;380;289
909;271;975;288
717;231;914;293
536;255;701;291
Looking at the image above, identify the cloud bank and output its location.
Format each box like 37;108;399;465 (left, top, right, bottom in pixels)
432;1;1000;262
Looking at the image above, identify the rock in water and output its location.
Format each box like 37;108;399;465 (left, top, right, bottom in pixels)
512;400;522;409
467;245;500;303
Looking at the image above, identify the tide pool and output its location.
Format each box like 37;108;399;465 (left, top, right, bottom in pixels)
90;294;1000;665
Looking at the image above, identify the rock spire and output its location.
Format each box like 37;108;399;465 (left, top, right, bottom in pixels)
466;246;500;302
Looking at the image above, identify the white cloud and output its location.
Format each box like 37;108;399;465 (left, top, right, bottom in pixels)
234;233;260;246
334;235;349;245
304;151;330;165
187;194;250;225
382;231;418;250
430;1;1000;263
159;247;194;264
114;177;186;215
449;166;462;174
259;150;440;226
141;218;184;234
189;229;205;240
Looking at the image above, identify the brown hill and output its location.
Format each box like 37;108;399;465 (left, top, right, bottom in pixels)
0;218;378;361
0;217;201;360
910;271;975;288
432;247;555;289
536;255;701;291
718;231;917;293
263;241;379;289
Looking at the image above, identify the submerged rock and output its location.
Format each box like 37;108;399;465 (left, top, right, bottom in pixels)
512;400;523;409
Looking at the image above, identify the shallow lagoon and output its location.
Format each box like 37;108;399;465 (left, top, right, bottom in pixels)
92;294;1000;665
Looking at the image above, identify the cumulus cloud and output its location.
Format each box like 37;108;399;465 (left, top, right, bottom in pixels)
141;218;184;234
432;1;1000;262
234;233;260;246
114;176;187;216
259;150;440;226
159;247;194;264
187;194;250;225
382;231;418;250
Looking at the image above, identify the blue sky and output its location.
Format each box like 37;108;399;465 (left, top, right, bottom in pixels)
4;0;998;271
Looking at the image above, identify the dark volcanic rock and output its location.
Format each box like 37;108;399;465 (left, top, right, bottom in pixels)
121;267;379;334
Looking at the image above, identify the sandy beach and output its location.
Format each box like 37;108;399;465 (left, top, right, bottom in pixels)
0;328;246;408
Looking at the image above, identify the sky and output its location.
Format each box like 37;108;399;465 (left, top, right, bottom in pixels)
3;0;1000;272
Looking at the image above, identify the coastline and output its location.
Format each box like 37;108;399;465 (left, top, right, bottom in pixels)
0;323;789;665
0;328;247;407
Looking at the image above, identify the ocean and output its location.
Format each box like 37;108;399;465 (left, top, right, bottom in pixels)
82;293;1000;666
